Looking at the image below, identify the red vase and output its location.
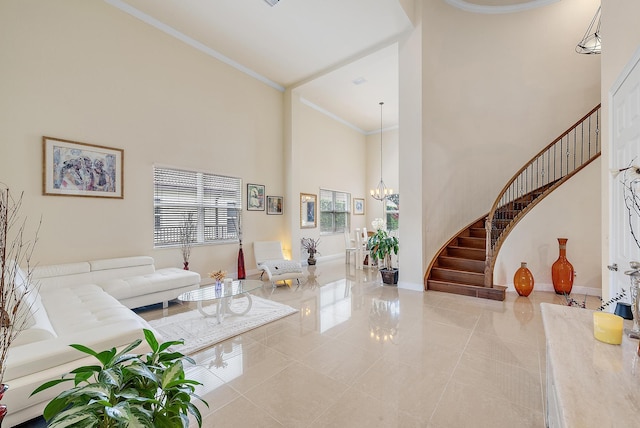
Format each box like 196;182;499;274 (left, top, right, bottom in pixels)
514;262;534;297
552;238;574;295
237;243;246;279
183;261;189;270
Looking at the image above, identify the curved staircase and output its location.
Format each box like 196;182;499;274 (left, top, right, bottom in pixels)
425;104;601;301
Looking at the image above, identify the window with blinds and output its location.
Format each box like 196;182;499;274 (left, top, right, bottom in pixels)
153;167;242;247
319;189;350;234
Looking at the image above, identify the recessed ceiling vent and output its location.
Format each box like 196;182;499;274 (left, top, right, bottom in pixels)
264;0;279;6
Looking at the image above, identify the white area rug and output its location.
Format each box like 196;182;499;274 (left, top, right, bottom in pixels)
149;295;297;355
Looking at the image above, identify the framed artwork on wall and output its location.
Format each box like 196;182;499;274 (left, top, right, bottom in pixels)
300;193;316;228
247;183;265;211
353;198;365;215
43;136;124;198
267;195;283;215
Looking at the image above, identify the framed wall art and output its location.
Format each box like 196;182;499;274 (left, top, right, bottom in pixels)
267;195;283;215
247;183;265;211
43;136;124;198
353;198;365;215
300;193;316;228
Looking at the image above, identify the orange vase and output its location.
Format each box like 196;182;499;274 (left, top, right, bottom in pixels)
552;238;574;295
514;262;534;297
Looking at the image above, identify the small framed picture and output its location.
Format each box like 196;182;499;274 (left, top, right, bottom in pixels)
300;193;316;228
267;196;283;215
354;198;365;215
43;136;124;198
247;183;265;211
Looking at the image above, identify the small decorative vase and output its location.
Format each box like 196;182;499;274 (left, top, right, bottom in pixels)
514;262;534;297
183;261;189;270
308;250;317;266
0;383;8;426
237;242;246;279
552;238;574;295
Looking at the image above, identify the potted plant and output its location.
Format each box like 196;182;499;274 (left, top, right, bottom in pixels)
301;237;320;265
368;229;399;285
32;328;208;427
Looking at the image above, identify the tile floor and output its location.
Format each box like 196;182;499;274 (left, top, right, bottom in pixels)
19;259;602;427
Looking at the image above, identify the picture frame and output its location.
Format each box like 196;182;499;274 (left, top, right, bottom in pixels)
267;195;283;215
43;136;124;198
300;193;317;228
247;183;265;211
353;198;365;215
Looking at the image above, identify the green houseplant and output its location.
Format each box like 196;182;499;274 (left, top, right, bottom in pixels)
368;229;399;285
32;329;208;428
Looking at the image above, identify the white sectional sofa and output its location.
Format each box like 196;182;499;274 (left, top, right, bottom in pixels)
5;256;200;427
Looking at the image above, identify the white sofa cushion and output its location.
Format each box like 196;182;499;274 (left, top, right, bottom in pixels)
6;283;152;380
98;268;200;301
89;256;154;271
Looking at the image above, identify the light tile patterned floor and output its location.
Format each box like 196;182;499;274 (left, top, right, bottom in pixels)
19;259;603;427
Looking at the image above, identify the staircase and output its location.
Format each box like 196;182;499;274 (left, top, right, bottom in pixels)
427;218;505;300
425;104;601;301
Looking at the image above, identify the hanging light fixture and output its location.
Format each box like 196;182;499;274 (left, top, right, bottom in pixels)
576;6;601;55
370;102;392;201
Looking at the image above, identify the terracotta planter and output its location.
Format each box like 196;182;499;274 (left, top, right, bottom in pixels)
514;262;534;297
552;238;574;295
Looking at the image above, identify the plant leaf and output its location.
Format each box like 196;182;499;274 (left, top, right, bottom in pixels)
144;328;159;352
161;360;184;389
31;378;72;396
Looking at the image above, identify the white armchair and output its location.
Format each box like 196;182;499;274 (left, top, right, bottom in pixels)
253;241;304;286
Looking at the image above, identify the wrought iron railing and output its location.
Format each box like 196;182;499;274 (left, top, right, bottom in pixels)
484;104;601;285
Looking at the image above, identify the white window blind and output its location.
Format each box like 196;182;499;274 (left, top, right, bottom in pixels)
319;189;350;234
153;167;241;247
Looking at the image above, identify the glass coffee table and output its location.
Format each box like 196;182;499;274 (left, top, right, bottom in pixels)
177;279;264;324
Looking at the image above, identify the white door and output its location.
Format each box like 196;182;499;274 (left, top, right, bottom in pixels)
610;53;640;306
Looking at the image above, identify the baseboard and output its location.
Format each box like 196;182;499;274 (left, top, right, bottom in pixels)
506;282;602;297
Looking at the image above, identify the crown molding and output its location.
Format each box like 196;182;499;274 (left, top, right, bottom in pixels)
103;0;285;92
444;0;560;14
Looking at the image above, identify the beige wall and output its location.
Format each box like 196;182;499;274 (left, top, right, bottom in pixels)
289;95;368;260
600;0;640;300
0;0;286;281
420;0;601;278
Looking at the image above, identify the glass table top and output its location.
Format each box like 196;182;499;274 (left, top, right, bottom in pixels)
178;279;264;302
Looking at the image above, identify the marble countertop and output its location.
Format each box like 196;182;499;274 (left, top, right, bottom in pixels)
541;303;640;427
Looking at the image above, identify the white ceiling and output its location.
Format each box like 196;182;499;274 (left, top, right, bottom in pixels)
107;0;413;133
106;0;556;132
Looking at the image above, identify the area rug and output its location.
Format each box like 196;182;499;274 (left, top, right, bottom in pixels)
149;296;297;355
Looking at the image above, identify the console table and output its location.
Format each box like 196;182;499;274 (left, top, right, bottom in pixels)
541;303;640;428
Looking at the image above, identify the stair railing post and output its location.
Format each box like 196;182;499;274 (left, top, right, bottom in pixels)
485;216;493;287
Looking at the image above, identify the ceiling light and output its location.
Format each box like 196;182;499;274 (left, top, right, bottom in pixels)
264;0;279;6
352;77;367;85
576;6;601;55
370;102;392;201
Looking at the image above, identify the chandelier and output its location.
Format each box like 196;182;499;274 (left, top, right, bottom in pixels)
370;102;392;201
575;6;601;55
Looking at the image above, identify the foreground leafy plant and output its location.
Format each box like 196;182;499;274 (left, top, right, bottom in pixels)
32;329;208;427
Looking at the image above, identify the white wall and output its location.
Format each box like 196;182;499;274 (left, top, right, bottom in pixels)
495;159;602;295
420;0;601;276
600;0;640;300
0;0;285;281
